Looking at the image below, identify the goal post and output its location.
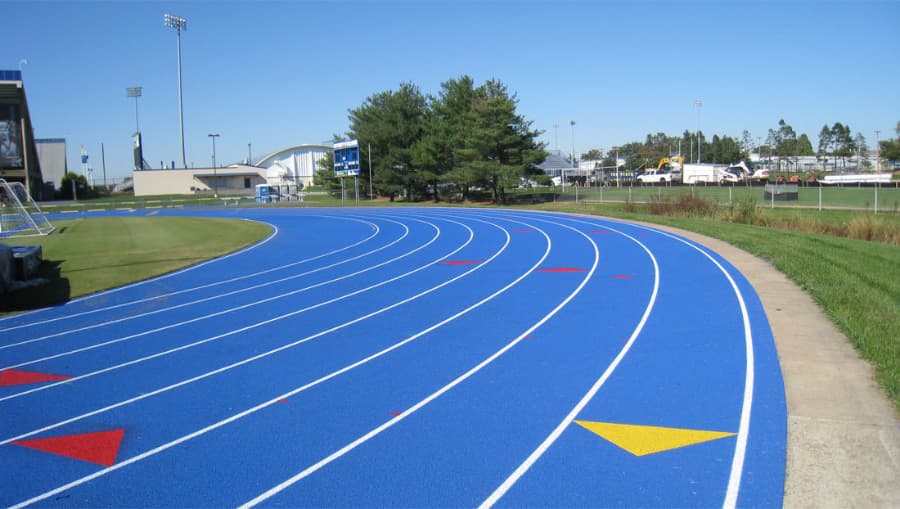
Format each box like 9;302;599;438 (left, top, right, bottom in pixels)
0;179;54;237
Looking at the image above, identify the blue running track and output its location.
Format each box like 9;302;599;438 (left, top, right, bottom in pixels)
0;207;786;507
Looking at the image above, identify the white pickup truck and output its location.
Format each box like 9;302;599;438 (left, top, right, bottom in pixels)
636;168;681;184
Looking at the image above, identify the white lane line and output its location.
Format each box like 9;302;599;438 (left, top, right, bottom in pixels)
0;216;401;351
7;217;524;509
0;217;455;400
0;217;281;326
479;218;659;509
239;215;593;508
0;215;383;336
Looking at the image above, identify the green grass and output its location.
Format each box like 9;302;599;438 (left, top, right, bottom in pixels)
4;216;271;307
526;201;900;410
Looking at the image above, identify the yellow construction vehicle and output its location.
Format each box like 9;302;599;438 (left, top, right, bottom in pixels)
657;156;684;171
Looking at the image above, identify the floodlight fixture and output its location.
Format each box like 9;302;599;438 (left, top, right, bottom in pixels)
165;13;188;168
164;13;187;32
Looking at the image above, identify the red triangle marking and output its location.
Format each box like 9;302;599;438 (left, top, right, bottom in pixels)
388;411;402;417
0;369;72;387
277;399;290;403
612;274;634;279
513;229;534;233
440;260;481;265
523;334;535;339
13;429;125;467
589;230;612;235
537;267;586;273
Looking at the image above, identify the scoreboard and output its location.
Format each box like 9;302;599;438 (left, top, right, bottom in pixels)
333;139;360;177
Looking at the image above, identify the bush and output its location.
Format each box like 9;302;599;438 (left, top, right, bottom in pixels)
56;173;91;200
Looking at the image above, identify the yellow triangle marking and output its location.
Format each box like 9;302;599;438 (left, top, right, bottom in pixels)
574;420;736;456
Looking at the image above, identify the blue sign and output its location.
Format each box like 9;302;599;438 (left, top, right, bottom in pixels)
333;139;360;177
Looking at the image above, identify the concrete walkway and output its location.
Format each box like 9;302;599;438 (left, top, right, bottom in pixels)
645;223;900;508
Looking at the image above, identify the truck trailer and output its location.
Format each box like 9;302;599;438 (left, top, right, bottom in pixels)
682;163;730;184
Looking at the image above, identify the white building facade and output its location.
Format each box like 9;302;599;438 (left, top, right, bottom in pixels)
255;144;330;189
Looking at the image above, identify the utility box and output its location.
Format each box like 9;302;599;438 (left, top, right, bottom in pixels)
764;184;799;201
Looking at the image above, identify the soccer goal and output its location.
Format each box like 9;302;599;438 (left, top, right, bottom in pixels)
0;179;54;237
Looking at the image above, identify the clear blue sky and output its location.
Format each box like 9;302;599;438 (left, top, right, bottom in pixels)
6;0;900;180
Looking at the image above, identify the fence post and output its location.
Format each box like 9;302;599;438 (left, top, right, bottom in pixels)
875;184;879;215
729;187;733;206
818;186;822;211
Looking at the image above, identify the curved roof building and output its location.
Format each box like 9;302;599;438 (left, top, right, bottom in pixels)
255;144;330;189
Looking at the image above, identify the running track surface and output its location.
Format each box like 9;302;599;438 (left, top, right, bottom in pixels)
0;207;786;507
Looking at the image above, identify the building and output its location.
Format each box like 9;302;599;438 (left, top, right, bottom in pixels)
255;144;330;190
132;164;267;197
35;138;67;195
0;70;45;199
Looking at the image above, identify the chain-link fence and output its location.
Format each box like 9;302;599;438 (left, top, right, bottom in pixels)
543;183;900;213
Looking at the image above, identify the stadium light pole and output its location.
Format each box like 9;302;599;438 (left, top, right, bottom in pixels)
694;100;703;163
164;13;187;169
208;133;220;198
126;87;142;133
570;119;577;177
875;130;880;172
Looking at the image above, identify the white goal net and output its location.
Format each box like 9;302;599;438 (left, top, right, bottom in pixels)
0;179;54;237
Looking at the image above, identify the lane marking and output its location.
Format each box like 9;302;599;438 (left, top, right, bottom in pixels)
0;369;72;387
573;421;735;456
12;429;125;467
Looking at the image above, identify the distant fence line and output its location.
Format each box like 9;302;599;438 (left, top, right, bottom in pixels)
550;183;900;213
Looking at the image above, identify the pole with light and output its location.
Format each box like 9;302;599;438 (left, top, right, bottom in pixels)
875;130;880;172
570;120;576;187
126;87;143;171
208;133;220;198
126;87;142;133
164;13;187;169
694;100;703;163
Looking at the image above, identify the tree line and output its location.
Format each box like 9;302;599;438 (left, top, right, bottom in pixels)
315;76;546;203
578;119;894;173
314;77;897;202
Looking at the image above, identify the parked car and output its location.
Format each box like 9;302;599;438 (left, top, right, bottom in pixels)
720;168;744;184
750;168;770;182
